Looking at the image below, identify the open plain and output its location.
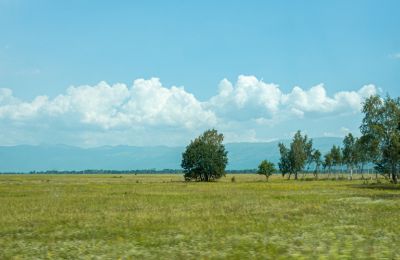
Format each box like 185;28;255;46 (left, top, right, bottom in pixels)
1;174;399;259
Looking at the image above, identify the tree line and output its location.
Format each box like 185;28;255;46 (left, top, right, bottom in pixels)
277;131;373;180
274;94;400;183
181;94;400;183
0;169;260;175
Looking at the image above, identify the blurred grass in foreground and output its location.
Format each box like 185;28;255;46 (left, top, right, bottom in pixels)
0;174;399;259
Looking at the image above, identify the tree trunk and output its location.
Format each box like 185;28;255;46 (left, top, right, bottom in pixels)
392;174;397;184
360;164;364;180
392;164;398;184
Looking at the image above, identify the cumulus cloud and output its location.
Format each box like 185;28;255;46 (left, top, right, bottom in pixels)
281;83;377;116
0;76;378;146
0;78;217;130
208;76;282;121
208;76;377;122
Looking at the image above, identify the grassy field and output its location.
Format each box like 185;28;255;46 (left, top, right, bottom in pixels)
0;174;399;259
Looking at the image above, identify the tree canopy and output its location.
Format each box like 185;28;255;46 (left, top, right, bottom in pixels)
278;130;313;180
257;160;276;181
181;129;228;182
312;149;322;178
360;95;400;183
342;133;358;179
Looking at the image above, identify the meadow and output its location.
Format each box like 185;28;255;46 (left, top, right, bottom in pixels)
1;174;399;259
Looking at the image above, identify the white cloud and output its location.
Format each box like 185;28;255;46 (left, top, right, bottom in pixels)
0;78;217;130
0;88;48;120
0;76;378;146
283;83;379;115
208;76;282;119
208;76;377;122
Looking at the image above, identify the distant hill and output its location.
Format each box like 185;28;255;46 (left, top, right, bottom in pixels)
0;137;342;172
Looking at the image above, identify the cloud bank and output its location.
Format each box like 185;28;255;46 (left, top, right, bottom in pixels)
0;76;377;146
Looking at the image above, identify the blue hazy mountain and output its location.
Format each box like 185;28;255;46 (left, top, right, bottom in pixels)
0;137;342;172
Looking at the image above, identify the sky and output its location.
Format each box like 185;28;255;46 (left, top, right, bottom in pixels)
0;0;399;147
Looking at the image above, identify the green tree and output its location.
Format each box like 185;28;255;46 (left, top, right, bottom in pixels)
323;152;333;177
312;149;322;179
330;145;342;179
342;133;358;180
290;131;312;179
278;131;313;180
355;135;374;178
360;95;400;183
304;140;315;174
181;129;228;182
257;160;276;181
278;142;291;178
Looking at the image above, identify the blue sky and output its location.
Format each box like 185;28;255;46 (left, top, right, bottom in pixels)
0;1;399;146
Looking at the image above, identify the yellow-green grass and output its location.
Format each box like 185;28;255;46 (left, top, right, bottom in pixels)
0;174;399;259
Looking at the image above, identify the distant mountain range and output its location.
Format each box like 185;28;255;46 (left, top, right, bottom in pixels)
0;137;342;172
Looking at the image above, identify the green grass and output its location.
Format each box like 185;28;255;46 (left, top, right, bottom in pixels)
1;174;399;259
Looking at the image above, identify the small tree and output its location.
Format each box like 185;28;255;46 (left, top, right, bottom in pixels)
257;160;276;181
323;152;333;178
305;139;314;173
342;133;358;180
181;129;228;182
330;145;342;179
312;149;322;179
278;143;291;178
291;131;313;179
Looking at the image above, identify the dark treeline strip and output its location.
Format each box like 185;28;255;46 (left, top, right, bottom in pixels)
1;169;182;174
0;168;376;175
0;169;256;174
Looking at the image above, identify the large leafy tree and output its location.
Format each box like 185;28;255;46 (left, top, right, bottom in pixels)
278;131;313;180
360;95;400;183
181;129;228;182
